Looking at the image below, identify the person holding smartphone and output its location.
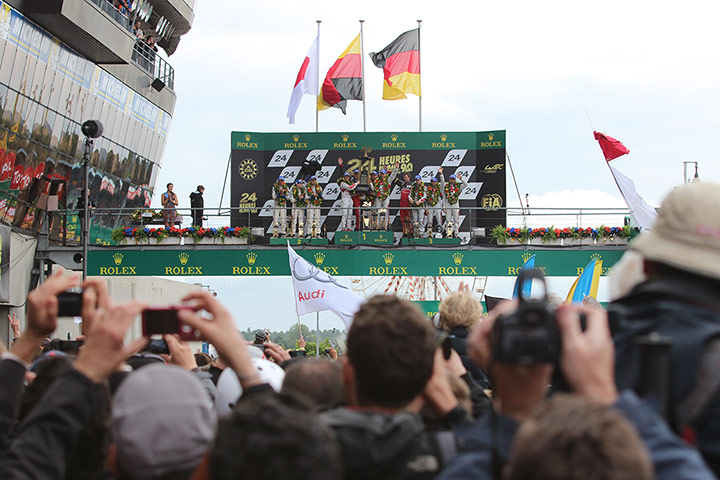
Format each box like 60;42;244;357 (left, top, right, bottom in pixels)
161;183;178;228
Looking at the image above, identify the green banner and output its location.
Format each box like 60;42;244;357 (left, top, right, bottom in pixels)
88;248;624;278
231;131;505;151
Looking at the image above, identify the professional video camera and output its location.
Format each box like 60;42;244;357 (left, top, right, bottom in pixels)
490;268;560;365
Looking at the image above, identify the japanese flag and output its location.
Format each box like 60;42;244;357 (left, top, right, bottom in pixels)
287;35;319;125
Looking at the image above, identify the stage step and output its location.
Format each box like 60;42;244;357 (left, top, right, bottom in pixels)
333;231;394;245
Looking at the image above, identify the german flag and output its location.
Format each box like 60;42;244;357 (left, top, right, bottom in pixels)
318;34;363;114
369;29;420;100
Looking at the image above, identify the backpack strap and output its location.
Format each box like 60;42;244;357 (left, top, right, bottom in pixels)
676;337;720;443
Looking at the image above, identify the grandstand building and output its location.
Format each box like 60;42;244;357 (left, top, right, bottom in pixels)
0;0;196;340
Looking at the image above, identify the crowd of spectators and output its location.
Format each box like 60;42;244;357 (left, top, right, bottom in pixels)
1;181;720;479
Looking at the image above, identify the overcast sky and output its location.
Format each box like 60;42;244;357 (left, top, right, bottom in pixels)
150;0;720;331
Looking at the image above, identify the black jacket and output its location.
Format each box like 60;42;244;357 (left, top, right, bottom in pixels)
0;362;104;480
321;406;465;480
612;273;720;476
447;327;490;389
189;191;204;210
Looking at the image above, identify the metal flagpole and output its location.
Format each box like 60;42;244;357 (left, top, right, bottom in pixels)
417;20;422;132
218;152;232;217
315;20;321;133
316;312;320;356
360;20;366;132
505;151;525;226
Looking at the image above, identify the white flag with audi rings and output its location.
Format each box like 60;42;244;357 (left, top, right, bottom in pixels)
287;244;364;328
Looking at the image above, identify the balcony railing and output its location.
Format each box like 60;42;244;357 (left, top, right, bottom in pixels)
88;0;133;32
132;41;175;90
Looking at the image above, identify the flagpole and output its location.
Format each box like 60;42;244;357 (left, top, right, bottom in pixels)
417;19;422;132
315;20;321;133
360;20;367;132
316;312;320;357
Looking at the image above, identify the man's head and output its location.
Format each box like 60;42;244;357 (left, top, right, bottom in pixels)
449;174;457;183
379;168;387;177
505;394;652;480
370;170;378;180
197;185;204;194
282;358;343;407
210;393;341;480
430;177;438;185
631;182;720;281
343;171;351;180
111;364;216;480
403;173;411;182
309;175;317;183
414;175;422;183
346;295;436;408
353;168;360;179
438;291;484;330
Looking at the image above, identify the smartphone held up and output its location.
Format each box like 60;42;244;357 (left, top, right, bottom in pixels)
141;306;201;340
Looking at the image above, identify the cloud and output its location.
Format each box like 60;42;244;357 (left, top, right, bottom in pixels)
506;189;631;228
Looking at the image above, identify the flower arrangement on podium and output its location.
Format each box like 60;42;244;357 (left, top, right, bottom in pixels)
492;225;632;245
112;225;254;245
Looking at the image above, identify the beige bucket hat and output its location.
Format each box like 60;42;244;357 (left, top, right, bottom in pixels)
631;182;720;280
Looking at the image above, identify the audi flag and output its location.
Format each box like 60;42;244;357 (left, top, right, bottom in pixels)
287;244;364;328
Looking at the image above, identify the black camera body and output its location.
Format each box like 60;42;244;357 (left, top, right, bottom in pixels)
491;269;560;365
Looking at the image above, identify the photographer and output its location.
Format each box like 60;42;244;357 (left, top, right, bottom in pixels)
438;289;490;389
439;274;714;480
0;273;148;479
611;182;720;476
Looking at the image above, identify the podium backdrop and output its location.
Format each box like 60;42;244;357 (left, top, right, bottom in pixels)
230;131;506;240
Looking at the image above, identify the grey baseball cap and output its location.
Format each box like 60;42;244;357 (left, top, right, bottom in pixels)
111;364;217;479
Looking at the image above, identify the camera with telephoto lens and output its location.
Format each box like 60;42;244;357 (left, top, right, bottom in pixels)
490;268;560;365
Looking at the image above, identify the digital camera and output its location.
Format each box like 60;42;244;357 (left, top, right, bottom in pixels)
490;269;560;365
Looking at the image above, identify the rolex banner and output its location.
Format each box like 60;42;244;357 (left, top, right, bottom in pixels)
0;224;10;302
230;131;507;242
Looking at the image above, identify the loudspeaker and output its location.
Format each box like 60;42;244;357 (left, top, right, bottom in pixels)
151;78;165;92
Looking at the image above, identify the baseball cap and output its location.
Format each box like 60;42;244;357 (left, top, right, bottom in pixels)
415;175;422;180
631;182;720;280
111;364;217;480
215;358;286;417
353;169;359;173
380;169;387;174
371;170;378;175
309;175;316;180
449;174;457;180
431;177;438;182
343;171;351;176
278;176;284;181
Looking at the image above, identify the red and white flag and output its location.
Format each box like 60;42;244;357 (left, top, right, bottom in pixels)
287;35;319;125
287;244;363;328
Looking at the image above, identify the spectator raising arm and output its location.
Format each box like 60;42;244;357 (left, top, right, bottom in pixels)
0;278;146;480
179;291;262;391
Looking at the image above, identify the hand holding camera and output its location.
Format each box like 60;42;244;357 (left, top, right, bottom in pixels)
177;291;261;389
468;269;618;419
556;304;617;405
